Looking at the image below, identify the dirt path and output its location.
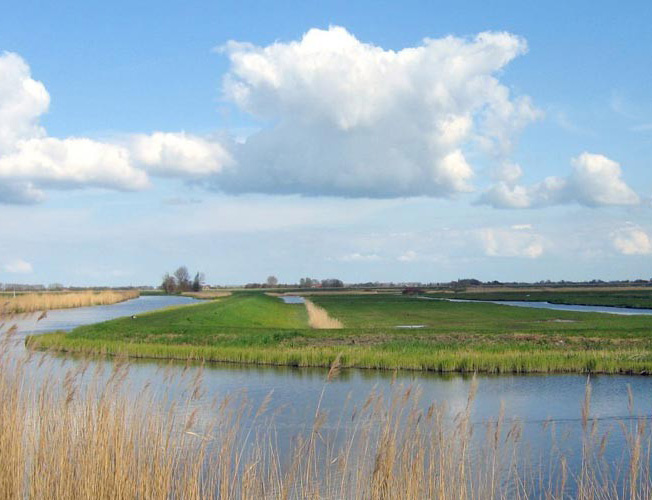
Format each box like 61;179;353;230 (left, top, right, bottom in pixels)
304;299;343;329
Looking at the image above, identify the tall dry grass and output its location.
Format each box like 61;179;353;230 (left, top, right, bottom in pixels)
0;290;139;314
4;311;652;497
304;299;343;329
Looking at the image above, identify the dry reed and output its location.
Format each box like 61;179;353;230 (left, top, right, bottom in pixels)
304;299;343;329
0;290;139;314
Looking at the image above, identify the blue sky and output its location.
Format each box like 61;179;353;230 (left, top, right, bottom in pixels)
0;0;650;286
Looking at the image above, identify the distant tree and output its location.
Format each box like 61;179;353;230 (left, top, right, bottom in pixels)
174;266;191;292
266;275;279;288
48;283;64;291
192;272;205;292
321;278;344;288
299;277;315;288
161;273;176;294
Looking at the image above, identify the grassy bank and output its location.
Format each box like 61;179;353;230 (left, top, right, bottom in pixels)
428;289;652;309
1;289;139;314
27;292;652;374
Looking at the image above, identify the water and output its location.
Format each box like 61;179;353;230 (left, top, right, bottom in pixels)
13;294;199;335
8;295;652;491
279;295;305;304
423;296;652;315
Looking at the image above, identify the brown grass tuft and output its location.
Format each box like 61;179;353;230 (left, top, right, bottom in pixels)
304;299;343;329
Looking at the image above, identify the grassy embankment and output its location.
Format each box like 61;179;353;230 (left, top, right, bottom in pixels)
28;292;652;374
1;290;139;314
428;289;652;309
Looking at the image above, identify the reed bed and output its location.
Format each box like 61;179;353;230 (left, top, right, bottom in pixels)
0;290;139;314
304;299;343;329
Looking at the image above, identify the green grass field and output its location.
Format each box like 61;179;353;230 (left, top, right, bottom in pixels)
427;289;652;309
27;291;652;374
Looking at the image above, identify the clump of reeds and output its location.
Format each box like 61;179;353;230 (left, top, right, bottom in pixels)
0;290;139;314
304;299;343;329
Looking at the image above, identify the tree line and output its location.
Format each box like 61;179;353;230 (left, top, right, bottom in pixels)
161;266;205;293
243;277;344;289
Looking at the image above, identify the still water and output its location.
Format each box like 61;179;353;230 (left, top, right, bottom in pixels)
450;298;652;315
8;295;652;488
422;296;652;315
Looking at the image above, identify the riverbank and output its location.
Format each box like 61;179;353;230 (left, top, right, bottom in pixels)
26;292;652;374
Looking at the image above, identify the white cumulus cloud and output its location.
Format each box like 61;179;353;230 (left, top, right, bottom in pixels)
0;137;149;191
131;132;233;178
612;227;652;255
0;52;49;155
215;26;539;198
480;153;639;208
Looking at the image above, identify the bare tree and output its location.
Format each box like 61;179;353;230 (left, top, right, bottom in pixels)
266;275;278;288
174;266;191;292
161;273;176;294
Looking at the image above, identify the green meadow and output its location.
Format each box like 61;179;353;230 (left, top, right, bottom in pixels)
27;291;652;374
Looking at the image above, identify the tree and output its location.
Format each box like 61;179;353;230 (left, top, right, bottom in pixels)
300;277;315;288
192;272;205;292
266;275;278;288
321;278;343;288
174;266;191;292
161;273;176;294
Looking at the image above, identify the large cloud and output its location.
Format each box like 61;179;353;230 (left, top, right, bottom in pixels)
480;153;640;208
215;26;539;197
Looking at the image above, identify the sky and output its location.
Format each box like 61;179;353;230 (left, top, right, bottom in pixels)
0;0;650;286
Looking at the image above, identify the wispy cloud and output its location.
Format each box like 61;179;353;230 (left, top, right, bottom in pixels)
3;259;33;274
339;253;382;262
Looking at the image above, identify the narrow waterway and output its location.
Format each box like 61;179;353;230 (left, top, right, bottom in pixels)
422;296;652;315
